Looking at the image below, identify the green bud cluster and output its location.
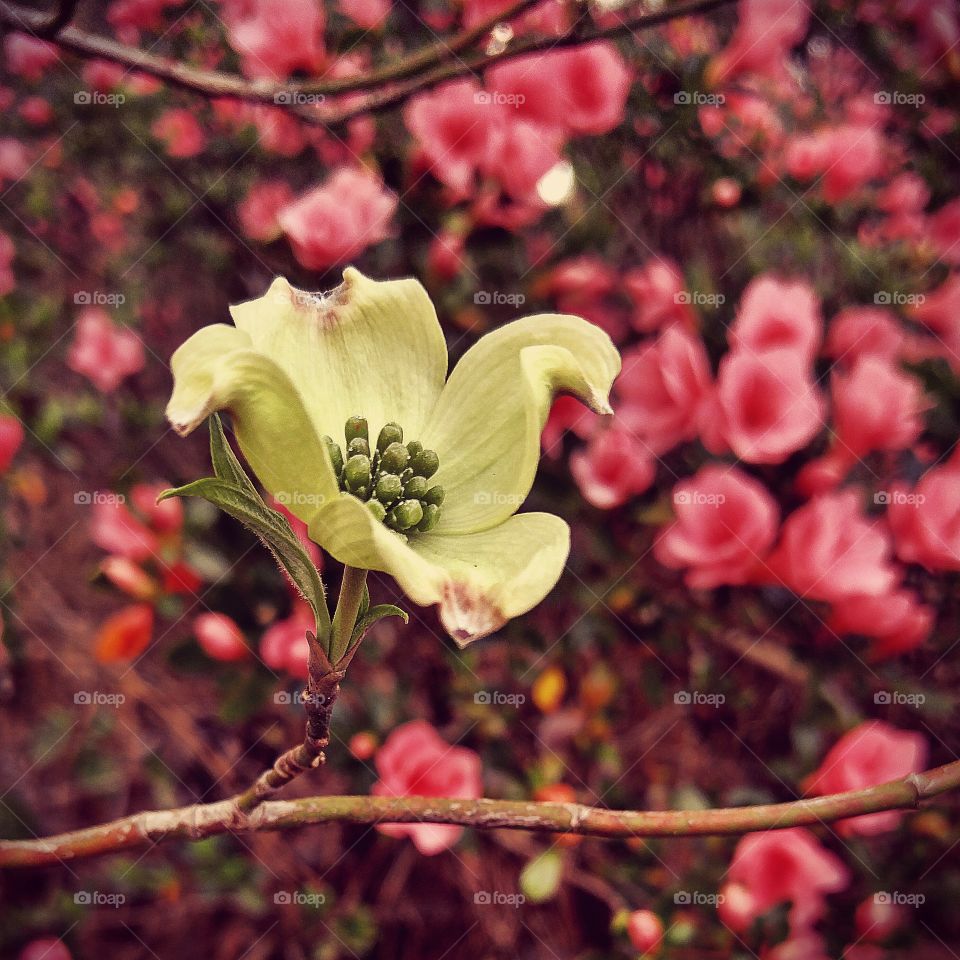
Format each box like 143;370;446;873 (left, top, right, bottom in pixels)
323;417;444;535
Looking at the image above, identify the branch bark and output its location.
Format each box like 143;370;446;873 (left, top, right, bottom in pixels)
0;0;737;124
2;759;958;869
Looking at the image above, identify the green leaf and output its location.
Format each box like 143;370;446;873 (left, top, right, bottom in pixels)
520;849;563;904
208;413;259;495
349;604;408;649
159;475;331;650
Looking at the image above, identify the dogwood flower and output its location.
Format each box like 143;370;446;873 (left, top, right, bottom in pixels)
166;268;619;645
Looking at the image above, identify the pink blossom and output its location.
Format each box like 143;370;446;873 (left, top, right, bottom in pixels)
824;306;904;364
194;612;249;662
130;482;182;534
462;0;567;34
18;940;71;960
887;456;960;571
427;230;467;280
855;894;906;942
626;910;663;954
804;721;927;835
927;197;960;265
0;230;15;295
655;466;779;589
151;108;206;158
764;490;897;601
90;499;158;563
623;257;695;333
826;589;933;659
569;425;655;509
707;0;811;85
3;34;59;81
488;117;562;201
237;180;295;241
259;601;313;679
337;0;390;28
486;43;631;136
730;275;822;364
541;395;598;459
720;828;850;932
0;414;24;473
224;0;325;80
404;80;505;197
538;256;617;301
0;138;30;186
19;96;53;126
617;328;713;455
108;0;185;34
372;721;482;855
67;307;145;394
831;357;928;461
786;124;886;204
279;167;397;270
706;349;825;464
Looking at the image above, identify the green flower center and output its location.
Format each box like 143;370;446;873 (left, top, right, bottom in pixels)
322;417;444;535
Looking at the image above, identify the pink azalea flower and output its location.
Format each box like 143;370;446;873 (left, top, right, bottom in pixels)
720;828;850;932
569;425;656;509
194;612;249;662
278;167;398;270
0;230;14;295
706;349;825;464
824;306;904;364
729;275;822;364
764;490;898;602
827;589;933;659
655;466;779;589
259;600;313;679
0;413;24;473
623;256;695;333
224;0;326;80
3;33;59;81
90;498;158;562
804;721;927;835
616;328;713;455
541;395;599;459
151;108;206;158
237;179;295;241
887;455;960;572
67;307;145;394
372;720;482;855
927;197;960;265
337;0;390;29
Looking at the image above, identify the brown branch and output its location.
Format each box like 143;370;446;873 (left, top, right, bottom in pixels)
0;0;738;124
3;759;958;869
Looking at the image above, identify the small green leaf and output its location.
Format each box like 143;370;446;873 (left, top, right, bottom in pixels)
520;849;563;904
208;413;258;494
159;475;331;650
350;604;407;648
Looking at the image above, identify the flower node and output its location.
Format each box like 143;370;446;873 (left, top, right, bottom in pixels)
323;417;444;534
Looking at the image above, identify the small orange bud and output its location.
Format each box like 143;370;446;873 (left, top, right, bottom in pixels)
532;665;567;714
94;603;153;662
349;731;378;761
101;556;158;601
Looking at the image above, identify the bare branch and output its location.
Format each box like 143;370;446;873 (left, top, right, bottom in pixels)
2;759;958;869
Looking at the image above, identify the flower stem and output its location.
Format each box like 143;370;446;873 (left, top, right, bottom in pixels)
329;566;369;664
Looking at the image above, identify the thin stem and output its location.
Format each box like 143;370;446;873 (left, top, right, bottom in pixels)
329;566;368;663
3;760;959;869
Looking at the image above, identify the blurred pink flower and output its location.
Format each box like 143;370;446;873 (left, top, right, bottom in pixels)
570;425;655;509
426;230;467;281
623;256;695;333
224;0;326;80
372;720;482;855
151;108;206;158
3;33;59;81
19;95;53;126
626;910;663;954
489;116;563;201
461;0;567;33
337;0;390;28
0;230;15;295
0;414;24;473
887;455;960;571
855;893;906;942
617;328;713;455
90;498;158;562
108;0;186;35
279;167;398;270
707;0;810;85
130;482;183;534
487;43;631;135
730;275;821;364
67;307;145;393
237;179;295;241
706;349;825;464
18;939;71;960
824;306;904;364
194;612;249;662
404;80;505;197
764;490;897;601
538;256;617;301
786;124;886;204
827;589;933;659
927;197;960;265
541;395;598;459
260;600;313;679
0;138;30;186
831;357;928;459
804;721;927;835
720;828;850;932
655;465;779;589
